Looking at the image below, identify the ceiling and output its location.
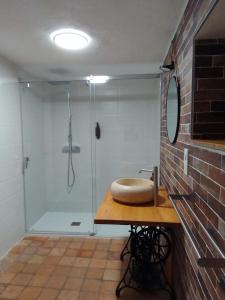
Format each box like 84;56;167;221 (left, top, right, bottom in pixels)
0;0;187;80
197;0;225;39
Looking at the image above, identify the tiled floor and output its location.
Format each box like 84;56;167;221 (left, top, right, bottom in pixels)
0;236;168;300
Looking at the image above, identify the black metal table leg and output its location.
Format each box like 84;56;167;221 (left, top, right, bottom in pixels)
120;233;131;261
116;226;174;299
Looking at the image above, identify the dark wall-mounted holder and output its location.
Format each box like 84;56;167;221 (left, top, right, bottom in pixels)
169;194;225;291
95;122;101;139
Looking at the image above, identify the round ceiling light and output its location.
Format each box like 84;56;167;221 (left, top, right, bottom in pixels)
50;28;90;50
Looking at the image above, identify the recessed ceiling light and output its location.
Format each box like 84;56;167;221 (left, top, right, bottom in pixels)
87;75;110;84
50;28;90;50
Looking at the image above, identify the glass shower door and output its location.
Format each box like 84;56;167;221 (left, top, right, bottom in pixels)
20;80;95;234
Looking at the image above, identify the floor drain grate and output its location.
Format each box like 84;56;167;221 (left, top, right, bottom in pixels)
71;222;81;226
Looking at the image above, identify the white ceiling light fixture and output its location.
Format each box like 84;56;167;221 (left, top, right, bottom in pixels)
87;75;110;84
50;28;90;50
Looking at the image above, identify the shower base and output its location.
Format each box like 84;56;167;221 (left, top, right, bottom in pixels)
29;212;129;237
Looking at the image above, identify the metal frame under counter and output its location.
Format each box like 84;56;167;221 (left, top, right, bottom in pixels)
94;187;181;298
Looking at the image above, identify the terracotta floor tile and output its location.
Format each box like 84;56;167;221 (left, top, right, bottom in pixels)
78;291;99;300
24;247;37;255
59;237;73;243
89;259;107;269
103;269;122;281
20;240;32;247
38;288;59;300
77;250;93;258
57;290;79;300
49;248;66;257
58;257;75;266
74;258;90;268
0;285;24;299
17;254;32;263
100;281;118;294
0;272;15;284
111;238;127;245
44;256;61;265
68;267;87;279
9;246;26;255
29;255;46;264
96;243;110;251
82;242;96;250
22;263;40;274
81;279;101;293
106;260;123;270
93;251;108;259
6;262;25;273
26;236;48;243
13;273;33;285
64;278;83;291
98;294;118;300
65;249;78;257
85;268;104;280
107;251;121;260
30;241;43;248
43;241;57;248
0;283;6;294
2;254;19;265
29;275;49;287
68;242;82;250
47;275;67;289
53;266;72;277
0;236;167;300
36;264;56;276
36;247;51;256
55;241;70;248
19;286;42;300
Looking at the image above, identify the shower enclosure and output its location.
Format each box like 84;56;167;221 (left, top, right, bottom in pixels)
20;76;160;235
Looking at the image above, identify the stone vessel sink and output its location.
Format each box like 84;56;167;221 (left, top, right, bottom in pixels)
111;178;154;205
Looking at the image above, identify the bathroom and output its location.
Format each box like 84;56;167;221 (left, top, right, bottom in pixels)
0;0;224;299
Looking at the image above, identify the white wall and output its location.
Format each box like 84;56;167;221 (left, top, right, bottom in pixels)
0;56;25;257
94;78;160;208
43;82;93;213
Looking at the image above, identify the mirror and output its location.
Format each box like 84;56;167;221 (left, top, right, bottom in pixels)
166;76;180;144
192;0;225;140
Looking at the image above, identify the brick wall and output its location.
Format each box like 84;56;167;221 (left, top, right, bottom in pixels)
160;0;225;299
193;38;225;139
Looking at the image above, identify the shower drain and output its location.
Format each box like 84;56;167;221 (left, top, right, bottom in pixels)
71;222;81;226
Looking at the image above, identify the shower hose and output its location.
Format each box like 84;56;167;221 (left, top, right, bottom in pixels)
67;89;75;193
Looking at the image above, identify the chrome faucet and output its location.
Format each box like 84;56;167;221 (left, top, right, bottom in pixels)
138;166;158;206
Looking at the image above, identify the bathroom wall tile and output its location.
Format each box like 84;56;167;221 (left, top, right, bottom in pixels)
161;0;224;299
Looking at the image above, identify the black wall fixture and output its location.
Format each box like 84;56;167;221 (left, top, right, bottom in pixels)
95;122;101;139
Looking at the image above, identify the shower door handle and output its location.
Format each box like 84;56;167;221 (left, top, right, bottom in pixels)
23;157;30;173
95;122;101;139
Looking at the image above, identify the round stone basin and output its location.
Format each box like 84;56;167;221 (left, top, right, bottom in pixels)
111;178;154;205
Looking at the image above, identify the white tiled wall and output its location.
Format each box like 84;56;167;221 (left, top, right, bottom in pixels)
94;79;160;209
43;82;93;214
0;56;25;258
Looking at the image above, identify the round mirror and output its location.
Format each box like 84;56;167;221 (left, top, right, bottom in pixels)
166;76;180;144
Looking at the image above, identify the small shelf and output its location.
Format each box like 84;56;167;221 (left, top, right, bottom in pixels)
192;139;225;151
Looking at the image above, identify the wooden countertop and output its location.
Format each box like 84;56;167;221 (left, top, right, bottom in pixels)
94;187;181;227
